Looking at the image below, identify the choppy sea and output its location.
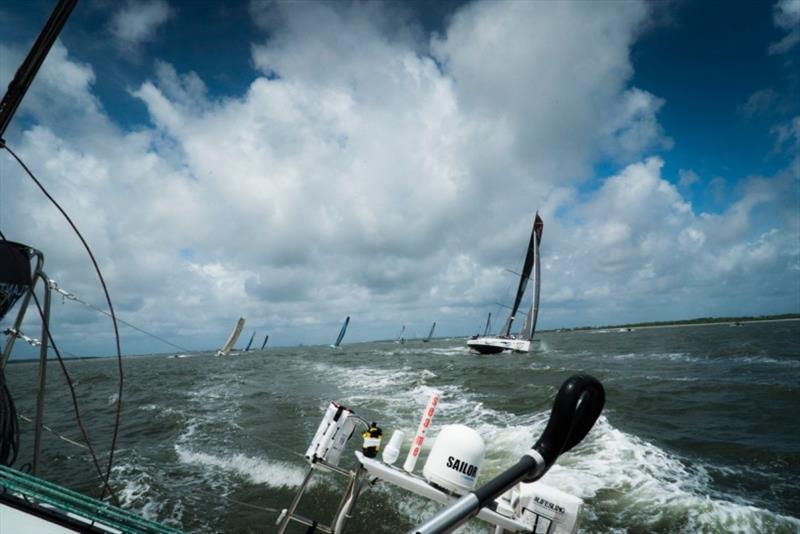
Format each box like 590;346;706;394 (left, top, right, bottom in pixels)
5;320;800;533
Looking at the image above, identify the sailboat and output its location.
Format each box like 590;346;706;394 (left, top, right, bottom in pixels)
330;316;350;349
421;321;436;342
395;324;406;344
216;317;245;356
243;330;255;351
0;4;601;533
467;213;543;354
260;334;269;350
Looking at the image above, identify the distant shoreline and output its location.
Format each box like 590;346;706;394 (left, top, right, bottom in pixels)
550;315;800;333
611;317;800;331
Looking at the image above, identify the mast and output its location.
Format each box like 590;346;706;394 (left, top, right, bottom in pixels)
525;214;544;340
500;213;541;336
260;334;269;350
334;316;350;347
483;312;492;336
0;0;78;141
218;317;245;356
244;331;255;351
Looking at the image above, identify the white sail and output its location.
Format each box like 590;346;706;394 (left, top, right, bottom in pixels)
396;325;406;344
217;317;245;356
526;223;542;340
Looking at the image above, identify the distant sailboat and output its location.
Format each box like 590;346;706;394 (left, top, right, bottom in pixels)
331;316;350;348
260;334;269;350
244;331;255;351
217;317;246;356
422;322;436;342
395;325;406;344
468;213;543;354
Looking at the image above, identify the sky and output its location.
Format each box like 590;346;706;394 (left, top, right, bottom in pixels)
0;0;798;357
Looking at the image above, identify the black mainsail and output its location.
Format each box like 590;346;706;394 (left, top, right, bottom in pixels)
244;331;255;351
422;322;436;342
260;335;269;350
500;213;544;336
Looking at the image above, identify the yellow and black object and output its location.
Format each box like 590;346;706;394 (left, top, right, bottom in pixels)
361;422;382;458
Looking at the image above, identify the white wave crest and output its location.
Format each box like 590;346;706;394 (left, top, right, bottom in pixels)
537;418;800;532
174;445;307;489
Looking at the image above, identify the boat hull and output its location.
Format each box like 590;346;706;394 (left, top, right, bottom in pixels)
467;336;530;354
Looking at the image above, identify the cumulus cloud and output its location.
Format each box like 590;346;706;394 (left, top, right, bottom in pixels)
769;0;800;54
1;1;797;355
109;0;173;50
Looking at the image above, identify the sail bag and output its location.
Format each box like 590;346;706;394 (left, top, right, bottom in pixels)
0;241;32;322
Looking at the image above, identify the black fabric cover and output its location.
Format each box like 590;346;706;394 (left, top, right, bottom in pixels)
0;241;32;321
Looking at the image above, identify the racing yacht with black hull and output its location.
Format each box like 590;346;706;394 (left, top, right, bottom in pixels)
468;213;543;354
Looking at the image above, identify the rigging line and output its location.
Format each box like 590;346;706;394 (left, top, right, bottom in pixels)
2;142;123;503
49;280;192;353
190;487;281;514
31;291;120;506
230;423;306;460
3;328;82;359
18;414;87;450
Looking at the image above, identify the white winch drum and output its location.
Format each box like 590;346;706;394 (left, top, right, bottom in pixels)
422;424;485;495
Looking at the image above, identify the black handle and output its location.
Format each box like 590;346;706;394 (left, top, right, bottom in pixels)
526;374;605;479
411;374;605;534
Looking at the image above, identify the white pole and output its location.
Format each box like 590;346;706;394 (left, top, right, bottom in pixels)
403;391;440;473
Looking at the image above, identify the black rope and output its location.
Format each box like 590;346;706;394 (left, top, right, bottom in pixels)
31;291;119;505
2;142;124;502
0;367;20;466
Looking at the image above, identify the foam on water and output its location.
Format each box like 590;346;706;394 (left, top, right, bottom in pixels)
606;351;800;369
113;459;185;527
427;346;472;356
525;418;797;532
174;446;307;488
733;355;800;368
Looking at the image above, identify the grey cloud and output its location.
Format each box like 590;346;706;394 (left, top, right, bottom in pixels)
2;1;797;354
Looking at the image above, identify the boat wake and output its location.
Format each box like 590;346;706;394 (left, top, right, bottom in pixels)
174;446;306;489
309;360;800;532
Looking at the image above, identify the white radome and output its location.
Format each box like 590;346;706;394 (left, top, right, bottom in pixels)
423;424;486;495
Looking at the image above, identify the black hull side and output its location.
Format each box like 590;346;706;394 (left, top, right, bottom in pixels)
468;344;506;355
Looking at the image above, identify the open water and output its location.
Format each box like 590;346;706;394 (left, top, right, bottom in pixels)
5;320;800;533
